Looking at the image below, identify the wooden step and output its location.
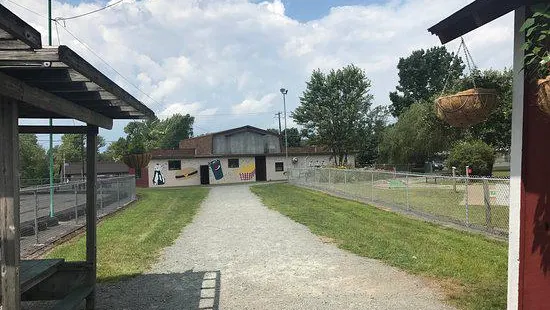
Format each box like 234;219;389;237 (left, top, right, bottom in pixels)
50;285;94;310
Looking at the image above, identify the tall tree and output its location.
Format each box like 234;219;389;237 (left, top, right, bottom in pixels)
293;64;374;165
267;128;302;147
389;46;464;117
103;114;195;161
379;101;461;164
356;106;390;166
154;114;194;149
451;69;513;151
19;134;49;181
55;134;106;163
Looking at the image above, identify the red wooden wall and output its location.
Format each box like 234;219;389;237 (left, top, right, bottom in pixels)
519;80;550;309
129;167;149;188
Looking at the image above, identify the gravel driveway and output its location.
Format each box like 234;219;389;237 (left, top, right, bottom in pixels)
97;184;455;310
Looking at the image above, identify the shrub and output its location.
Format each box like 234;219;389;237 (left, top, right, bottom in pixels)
446;140;495;176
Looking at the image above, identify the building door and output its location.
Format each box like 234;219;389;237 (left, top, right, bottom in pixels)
200;165;210;185
255;156;266;181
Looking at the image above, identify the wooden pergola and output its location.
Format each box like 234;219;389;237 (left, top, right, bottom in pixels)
0;5;154;310
429;0;548;308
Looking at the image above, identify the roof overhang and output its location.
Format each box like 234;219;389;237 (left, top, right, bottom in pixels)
428;0;544;44
0;4;155;129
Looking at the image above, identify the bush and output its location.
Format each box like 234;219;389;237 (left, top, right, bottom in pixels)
446;140;495;176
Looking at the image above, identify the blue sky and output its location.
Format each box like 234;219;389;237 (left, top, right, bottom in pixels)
61;0;385;22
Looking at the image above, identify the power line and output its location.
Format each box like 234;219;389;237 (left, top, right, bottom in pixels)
3;0;46;18
53;0;123;21
54;21;164;111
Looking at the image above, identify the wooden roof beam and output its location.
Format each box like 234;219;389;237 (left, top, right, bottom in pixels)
58;46;154;119
0;71;112;129
0;5;41;49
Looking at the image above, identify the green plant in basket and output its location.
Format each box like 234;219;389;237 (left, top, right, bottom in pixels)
521;4;550;114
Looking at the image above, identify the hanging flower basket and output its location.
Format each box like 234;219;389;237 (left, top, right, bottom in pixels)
435;88;497;128
122;153;152;169
537;76;550;115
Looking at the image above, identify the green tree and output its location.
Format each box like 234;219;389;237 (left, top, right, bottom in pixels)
293;65;374;166
379;101;461;164
19;134;49;181
154;114;195;149
356;106;390;166
104;114;195;161
55;134;106;163
266;128;302;147
390;46;464;117
451;69;513;151
446;140;495;176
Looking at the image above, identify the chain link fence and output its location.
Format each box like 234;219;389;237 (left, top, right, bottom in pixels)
289;168;509;238
19;176;136;257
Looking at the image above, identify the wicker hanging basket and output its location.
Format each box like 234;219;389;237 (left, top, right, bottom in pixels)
537;76;550;115
122;153;152;169
435;88;498;128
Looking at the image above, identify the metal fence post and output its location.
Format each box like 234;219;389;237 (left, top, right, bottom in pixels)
99;180;103;212
344;170;347;184
34;188;39;244
483;177;492;231
117;179;121;208
371;171;374;203
465;175;470;226
405;173;410;211
74;183;78;224
328;168;331;188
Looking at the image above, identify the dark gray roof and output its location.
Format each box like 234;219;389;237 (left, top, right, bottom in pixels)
0;4;154;128
428;0;546;44
65;161;129;175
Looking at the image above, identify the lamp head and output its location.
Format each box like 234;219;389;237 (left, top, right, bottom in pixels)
280;88;288;95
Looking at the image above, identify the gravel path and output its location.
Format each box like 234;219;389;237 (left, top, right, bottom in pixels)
96;184;455;310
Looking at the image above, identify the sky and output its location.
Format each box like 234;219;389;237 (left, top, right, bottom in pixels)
6;0;514;149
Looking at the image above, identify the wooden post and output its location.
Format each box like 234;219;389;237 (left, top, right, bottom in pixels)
0;97;21;310
85;125;97;309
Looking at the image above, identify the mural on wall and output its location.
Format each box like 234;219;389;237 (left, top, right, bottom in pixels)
209;159;224;180
238;162;256;181
152;163;166;185
175;167;198;179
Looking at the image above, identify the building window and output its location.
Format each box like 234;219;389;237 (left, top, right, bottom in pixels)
228;158;239;168
275;162;284;172
168;160;181;170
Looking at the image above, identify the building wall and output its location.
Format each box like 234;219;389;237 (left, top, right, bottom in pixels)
146;154;356;187
212;131;280;155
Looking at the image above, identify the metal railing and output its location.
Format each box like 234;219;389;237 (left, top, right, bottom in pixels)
20;175;136;257
289;168;509;238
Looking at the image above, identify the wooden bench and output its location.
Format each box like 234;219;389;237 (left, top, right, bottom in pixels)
20;259;64;294
51;285;94;310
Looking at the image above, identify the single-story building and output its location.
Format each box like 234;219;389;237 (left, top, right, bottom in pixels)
135;125;355;187
64;161;130;180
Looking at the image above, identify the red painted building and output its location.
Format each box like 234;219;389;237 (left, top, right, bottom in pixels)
429;1;548;308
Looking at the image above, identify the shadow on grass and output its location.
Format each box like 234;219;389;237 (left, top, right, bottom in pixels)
22;270;221;310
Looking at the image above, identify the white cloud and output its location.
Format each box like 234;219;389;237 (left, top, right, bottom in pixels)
6;0;513;143
232;93;277;114
159;102;218;119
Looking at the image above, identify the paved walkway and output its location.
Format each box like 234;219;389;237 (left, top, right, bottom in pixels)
97;184;455;309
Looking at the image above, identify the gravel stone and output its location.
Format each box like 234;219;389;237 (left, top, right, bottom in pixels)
93;184;456;309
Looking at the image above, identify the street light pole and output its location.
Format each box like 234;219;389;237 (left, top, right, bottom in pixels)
280;88;289;168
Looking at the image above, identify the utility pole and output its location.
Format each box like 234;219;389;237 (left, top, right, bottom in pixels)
279;88;289;168
48;0;54;217
275;112;282;135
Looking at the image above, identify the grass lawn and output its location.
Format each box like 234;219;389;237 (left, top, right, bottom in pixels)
46;187;209;282
328;181;509;231
251;183;507;310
